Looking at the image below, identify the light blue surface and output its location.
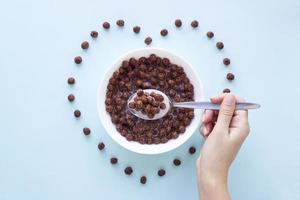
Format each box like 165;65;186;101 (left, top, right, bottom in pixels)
0;0;300;199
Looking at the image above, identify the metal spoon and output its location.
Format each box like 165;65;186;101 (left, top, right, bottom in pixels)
127;89;260;120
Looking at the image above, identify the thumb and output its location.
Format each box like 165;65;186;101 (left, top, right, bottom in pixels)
215;94;236;130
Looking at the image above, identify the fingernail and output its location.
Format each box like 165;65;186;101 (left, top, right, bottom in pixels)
210;96;218;101
222;93;236;106
201;113;206;122
203;127;208;135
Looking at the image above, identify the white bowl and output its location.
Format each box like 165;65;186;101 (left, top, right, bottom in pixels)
97;48;204;155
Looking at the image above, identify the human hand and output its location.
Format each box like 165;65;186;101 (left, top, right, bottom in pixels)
196;93;250;200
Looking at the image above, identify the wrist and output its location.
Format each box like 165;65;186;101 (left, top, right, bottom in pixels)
200;178;229;200
197;163;229;200
196;162;228;189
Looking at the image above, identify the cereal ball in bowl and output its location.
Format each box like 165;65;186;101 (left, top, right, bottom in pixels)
97;48;204;154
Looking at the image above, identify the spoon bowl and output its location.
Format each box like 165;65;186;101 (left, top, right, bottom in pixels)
127;89;171;120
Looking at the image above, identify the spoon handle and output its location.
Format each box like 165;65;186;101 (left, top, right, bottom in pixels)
172;101;260;110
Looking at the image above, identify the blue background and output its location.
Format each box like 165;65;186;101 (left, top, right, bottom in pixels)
0;0;299;199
